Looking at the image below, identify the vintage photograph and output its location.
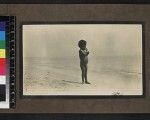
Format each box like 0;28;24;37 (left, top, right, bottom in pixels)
22;24;143;96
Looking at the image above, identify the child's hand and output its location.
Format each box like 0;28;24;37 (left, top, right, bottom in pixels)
86;48;89;53
87;51;89;55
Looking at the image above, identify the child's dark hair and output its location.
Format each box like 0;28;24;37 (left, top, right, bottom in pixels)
78;40;86;48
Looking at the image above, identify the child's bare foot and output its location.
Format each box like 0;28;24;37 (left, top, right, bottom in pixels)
85;81;90;84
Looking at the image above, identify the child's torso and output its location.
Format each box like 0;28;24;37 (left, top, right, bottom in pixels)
80;49;88;65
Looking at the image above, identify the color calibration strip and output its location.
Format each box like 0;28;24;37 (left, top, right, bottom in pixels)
0;22;6;101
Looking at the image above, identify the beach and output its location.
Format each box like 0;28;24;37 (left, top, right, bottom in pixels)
23;56;142;96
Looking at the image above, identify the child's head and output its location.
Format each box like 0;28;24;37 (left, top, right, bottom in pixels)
78;40;87;50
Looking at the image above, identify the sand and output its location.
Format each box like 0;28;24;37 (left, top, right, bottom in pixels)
23;56;142;96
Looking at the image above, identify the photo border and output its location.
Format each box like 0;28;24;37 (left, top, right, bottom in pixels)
20;21;145;99
0;113;150;120
0;0;150;4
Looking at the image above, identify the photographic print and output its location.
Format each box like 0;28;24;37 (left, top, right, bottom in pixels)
22;23;143;96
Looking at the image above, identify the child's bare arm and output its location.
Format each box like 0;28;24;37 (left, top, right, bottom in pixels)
80;49;89;56
79;50;84;60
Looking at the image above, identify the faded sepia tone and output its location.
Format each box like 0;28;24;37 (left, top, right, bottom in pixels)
23;24;142;96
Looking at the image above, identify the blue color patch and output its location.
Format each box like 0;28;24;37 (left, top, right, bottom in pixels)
0;31;5;40
0;22;5;31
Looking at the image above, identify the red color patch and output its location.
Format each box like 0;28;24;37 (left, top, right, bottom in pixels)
0;58;6;75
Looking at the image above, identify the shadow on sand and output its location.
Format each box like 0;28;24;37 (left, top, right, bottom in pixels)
62;80;81;84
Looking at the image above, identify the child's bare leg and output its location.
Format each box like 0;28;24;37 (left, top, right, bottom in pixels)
81;66;85;83
85;65;87;81
85;65;90;84
82;69;84;83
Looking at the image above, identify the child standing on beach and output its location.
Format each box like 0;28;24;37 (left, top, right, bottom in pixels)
78;40;90;84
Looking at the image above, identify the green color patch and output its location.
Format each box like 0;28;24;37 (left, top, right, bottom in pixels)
0;41;5;49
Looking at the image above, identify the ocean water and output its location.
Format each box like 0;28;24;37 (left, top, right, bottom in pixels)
23;56;142;95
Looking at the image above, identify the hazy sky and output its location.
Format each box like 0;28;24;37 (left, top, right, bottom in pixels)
23;24;142;59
